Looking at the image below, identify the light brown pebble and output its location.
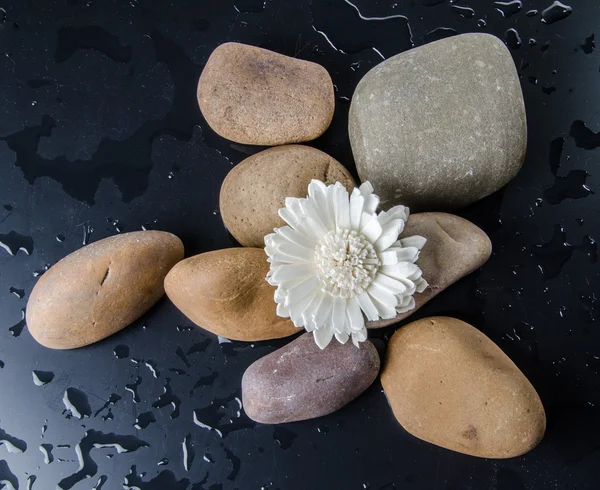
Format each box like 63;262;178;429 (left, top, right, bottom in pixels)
368;212;492;329
197;42;335;145
27;231;184;349
220;145;355;247
164;248;298;341
381;316;546;458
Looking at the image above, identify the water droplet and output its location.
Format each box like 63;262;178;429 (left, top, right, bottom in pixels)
94;393;121;418
182;434;194;471
145;360;159;378
134;411;156;430
106;217;123;233
451;5;475;18
576;218;584;226
273;426;298;449
63;388;92;419
0;460;18;490
114;345;129;359
424;27;458;44
26;475;37;490
0;360;4;369
32;370;55;386
167;171;175;179
505;28;522;49
33;264;49;277
542;85;557;95
526;9;539;16
9;287;24;298
203;452;213;463
92;475;107;490
350;60;362;72
187;339;211;355
3;203;13;211
152;377;181;419
477;18;487;27
157;457;169;465
541;1;572;24
528;38;537;46
81;222;93;245
175;346;191;367
31;100;37;106
544;170;592;204
123;465;188;489
0;231;34;256
39;443;54;464
0;427;27;453
528;76;538;85
125;376;142;403
570;120;600;150
9;309;26;337
581;34;595;54
0;8;6;24
56;233;65;242
495;0;522;17
176;325;193;332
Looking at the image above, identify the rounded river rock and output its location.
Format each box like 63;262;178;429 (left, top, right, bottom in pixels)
349;33;526;211
242;332;380;424
381;317;546;458
368;212;491;329
220;145;355;247
198;42;335;145
164;248;298;341
27;231;184;349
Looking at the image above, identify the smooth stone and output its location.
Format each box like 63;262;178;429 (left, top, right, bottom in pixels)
27;231;184;349
242;332;380;424
381;317;546;458
164;248;298;341
349;33;526;211
368;212;491;329
220;145;355;247
197;42;335;145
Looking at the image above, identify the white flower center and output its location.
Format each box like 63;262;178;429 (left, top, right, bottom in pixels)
314;229;380;298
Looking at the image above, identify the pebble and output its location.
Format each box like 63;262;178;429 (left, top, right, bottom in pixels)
220;145;355;247
242;332;380;424
164;248;298;341
349;33;526;211
198;42;335;145
381;317;546;458
368;212;491;329
27;231;184;349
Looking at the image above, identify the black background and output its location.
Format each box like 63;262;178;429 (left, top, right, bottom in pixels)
1;0;599;489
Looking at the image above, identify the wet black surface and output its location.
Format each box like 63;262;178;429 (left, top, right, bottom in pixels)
0;0;599;488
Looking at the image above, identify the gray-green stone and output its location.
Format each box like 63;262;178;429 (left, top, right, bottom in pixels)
349;33;526;211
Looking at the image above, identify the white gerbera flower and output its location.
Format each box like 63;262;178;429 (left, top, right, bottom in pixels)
264;180;428;350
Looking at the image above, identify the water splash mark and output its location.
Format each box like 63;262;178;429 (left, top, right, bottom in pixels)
310;0;412;58
0;30;203;204
0;231;34;256
123;465;190;490
152;377;181;419
532;225;597;279
32;370;55;386
92;475;107;490
39;443;54;464
57;430;148;490
581;34;595;54
9;309;26;337
55;26;132;63
94;393;121;418
548;137;565;175
544;170;593;204
175;346;191;367
182;433;194;471
541;1;572;24
505;28;522;49
190;372;218;396
9;287;24;299
451;5;475;18
570;120;600;149
125;376;143;403
0;460;18;490
192;393;254;438
223;446;241;481
114;344;129;359
134;412;156;430
63;387;92;419
273;426;298;449
187;339;211;355
495;0;522;17
0;427;27;453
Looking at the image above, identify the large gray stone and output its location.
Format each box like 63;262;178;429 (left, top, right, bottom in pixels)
349;33;526;211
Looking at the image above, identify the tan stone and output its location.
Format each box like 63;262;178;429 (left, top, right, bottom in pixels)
220;145;355;247
197;42;335;145
164;248;298;341
27;231;184;349
381;317;546;458
368;212;491;329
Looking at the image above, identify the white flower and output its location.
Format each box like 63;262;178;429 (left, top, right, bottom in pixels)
264;180;428;350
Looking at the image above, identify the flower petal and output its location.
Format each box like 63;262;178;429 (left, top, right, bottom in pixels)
356;291;379;321
314;325;334;350
313;293;334;329
361;214;383;242
276;226;316;249
371;296;397;319
396;295;416;313
331;296;347;334
386;205;410;223
378;250;399;266
335;331;350;344
333;184;351;230
352;327;368;347
278;241;314;262
367;282;398;309
349;189;365;230
372;273;407;295
400;235;427;250
359;181;374;197
285;276;318;306
276;303;290;318
415;277;429;293
302;291;326;331
271;263;313;285
347;296;365;332
374;219;405;252
289;291;316;327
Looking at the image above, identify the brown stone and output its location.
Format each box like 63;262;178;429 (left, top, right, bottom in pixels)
164;248;298;341
381;317;546;458
27;231;184;349
197;42;335;145
220;145;355;247
242;332;380;424
368;212;491;329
